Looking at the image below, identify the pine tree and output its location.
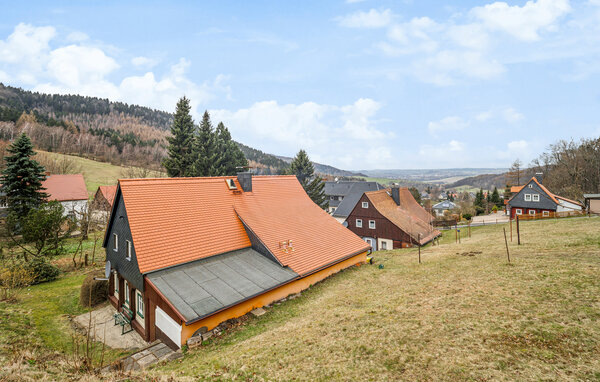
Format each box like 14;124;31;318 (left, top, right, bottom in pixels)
192;111;215;176
163;97;195;177
210;122;248;176
490;186;502;207
473;188;485;215
0;133;48;219
288;150;328;209
409;187;422;204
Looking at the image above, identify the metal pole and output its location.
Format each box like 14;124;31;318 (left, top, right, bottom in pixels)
503;227;510;263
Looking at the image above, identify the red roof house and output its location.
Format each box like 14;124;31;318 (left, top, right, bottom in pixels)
92;185;117;211
103;173;370;348
43;174;88;217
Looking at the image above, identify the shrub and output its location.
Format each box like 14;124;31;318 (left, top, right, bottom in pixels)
80;272;108;307
492;205;498;213
0;264;35;302
462;213;472;221
26;258;60;284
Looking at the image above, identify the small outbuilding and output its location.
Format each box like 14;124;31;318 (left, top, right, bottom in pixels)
583;194;600;214
92;185;117;212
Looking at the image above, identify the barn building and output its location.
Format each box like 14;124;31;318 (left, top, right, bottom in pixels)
103;174;370;349
345;187;440;250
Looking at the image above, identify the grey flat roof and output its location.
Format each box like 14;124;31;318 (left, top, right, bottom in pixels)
147;248;298;323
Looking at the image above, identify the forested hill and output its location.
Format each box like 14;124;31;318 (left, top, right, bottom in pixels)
0;83;348;175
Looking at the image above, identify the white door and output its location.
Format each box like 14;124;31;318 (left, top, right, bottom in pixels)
155;306;181;348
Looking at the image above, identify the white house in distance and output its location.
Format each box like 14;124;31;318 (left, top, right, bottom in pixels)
432;200;457;217
43;174;89;217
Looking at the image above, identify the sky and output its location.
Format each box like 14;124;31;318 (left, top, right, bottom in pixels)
1;0;599;170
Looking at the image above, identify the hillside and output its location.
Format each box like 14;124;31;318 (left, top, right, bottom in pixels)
0;83;353;176
360;168;507;183
148;217;600;380
277;155;367;177
447;168;538;191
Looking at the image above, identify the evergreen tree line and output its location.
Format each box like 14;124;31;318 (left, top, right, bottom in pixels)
473;187;503;215
163;97;247;177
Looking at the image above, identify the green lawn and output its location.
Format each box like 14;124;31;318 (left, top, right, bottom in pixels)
36;150;164;194
152;217;600;381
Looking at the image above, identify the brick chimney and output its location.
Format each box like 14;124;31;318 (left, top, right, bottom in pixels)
391;187;400;206
237;172;252;192
534;172;544;184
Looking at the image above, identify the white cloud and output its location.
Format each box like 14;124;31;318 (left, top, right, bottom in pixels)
413;50;505;85
0;23;55;64
503;107;524;123
447;23;489;50
131;56;157;68
337;9;393;28
427;116;469;137
47;45;119;88
471;0;571;42
211;98;393;169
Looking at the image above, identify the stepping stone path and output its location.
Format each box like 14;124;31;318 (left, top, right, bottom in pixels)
101;341;182;373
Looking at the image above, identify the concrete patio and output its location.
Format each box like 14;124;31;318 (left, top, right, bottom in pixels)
73;303;147;350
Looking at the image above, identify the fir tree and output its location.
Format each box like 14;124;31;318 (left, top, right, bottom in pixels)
192;111;215;176
163;97;195;177
409;187;422;204
0;133;48;219
210;122;248;176
288;150;328;209
473;188;485;215
490;186;502;207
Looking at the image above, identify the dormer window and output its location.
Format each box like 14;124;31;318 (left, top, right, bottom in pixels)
226;179;237;190
126;240;132;261
113;233;118;251
362;202;368;208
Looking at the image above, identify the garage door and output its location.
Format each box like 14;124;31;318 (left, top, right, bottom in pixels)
155;306;181;348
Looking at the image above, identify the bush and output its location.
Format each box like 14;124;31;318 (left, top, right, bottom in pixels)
26;258;60;284
80;272;108;307
0;264;35;302
462;213;472;221
492;205;498;213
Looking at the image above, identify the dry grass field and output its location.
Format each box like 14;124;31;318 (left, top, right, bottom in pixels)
152;217;600;381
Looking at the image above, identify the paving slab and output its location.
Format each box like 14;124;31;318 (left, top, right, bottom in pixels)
73;304;147;350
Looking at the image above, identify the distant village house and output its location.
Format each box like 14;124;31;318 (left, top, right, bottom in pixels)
346;187;440;250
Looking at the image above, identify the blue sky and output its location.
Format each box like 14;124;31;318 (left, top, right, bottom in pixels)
1;0;599;170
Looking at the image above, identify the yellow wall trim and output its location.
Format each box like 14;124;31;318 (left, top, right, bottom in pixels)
181;251;367;344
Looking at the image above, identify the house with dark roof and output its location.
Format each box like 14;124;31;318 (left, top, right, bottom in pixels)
92;185;117;212
432;200;457;217
345;187;440;250
507;176;584;218
103;173;370;349
329;182;382;223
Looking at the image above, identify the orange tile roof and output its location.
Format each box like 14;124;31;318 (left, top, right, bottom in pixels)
43;174;88;201
365;188;440;245
510;185;524;193
234;176;370;276
117;176;370;275
98;185;117;207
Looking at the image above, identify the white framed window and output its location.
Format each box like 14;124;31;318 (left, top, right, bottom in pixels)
124;280;129;304
369;220;376;229
364;238;373;246
524;194;532;201
529;210;536;215
113;272;119;294
113;233;118;251
532;194;540;202
543;211;549;216
516;209;523;215
356;219;363;228
381;241;387;250
362;202;369;208
136;291;144;318
126;240;132;261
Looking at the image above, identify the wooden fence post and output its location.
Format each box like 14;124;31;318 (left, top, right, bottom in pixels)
510;218;512;242
516;215;521;245
468;222;471;238
455;224;458;244
503;227;510;263
418;233;421;264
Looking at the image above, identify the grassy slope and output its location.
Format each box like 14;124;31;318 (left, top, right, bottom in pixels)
154;217;600;381
36;151;163;194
